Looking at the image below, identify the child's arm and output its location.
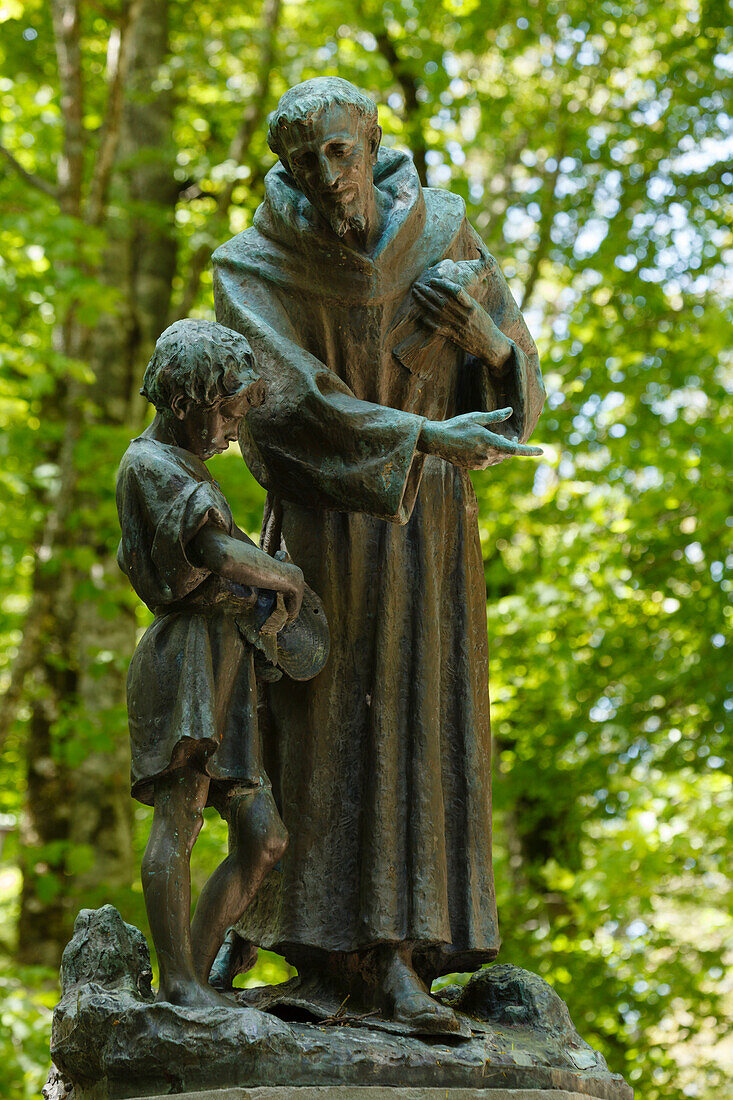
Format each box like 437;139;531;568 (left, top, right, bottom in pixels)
188;523;304;621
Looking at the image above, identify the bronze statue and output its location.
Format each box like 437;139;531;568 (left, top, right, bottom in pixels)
213;78;545;1034
115;318;327;1007
52;81;633;1100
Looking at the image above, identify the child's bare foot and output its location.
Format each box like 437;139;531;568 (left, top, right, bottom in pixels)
158;977;236;1010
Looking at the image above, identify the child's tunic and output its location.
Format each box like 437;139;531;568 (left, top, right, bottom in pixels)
116;436;267;807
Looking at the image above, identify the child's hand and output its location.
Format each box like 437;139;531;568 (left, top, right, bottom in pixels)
278;561;305;622
260;593;290;638
188;525;305;619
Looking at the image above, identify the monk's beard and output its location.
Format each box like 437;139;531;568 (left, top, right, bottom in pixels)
321;198;367;239
332;209;367;238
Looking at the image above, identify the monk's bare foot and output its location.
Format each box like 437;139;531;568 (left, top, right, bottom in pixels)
380;950;466;1036
158;977;236;1010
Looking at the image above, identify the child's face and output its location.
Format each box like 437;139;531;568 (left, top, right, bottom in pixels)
176;391;250;460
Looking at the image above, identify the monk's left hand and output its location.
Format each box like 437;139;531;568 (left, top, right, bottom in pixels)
412;273;512;371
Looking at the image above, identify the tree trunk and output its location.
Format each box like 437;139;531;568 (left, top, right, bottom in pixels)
17;0;177;966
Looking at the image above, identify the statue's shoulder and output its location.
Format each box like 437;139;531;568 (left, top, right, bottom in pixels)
421;187;469;251
119;435;165;467
212;225;261;268
118;437;153;476
117;437;198;487
422;195;504;278
422;186;466;220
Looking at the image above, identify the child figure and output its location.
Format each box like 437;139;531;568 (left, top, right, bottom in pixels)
116;319;313;1008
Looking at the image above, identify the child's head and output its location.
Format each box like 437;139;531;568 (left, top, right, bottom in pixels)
141;319;264;411
141;319;266;460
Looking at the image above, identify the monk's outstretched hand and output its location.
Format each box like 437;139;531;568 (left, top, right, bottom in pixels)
418;409;543;469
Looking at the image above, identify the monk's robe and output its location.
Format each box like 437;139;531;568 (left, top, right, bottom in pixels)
213;147;545;977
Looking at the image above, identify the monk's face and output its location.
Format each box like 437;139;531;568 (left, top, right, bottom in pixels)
283;106;380;238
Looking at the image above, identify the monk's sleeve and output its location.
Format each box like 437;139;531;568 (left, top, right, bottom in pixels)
456;224;546;445
214;250;426;523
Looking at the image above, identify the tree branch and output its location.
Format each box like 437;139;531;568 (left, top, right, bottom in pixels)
0;595;45;754
371;25;428;186
0;143;60;199
350;0;428;184
173;0;282;320
480;130;530;244
50;0;85;214
517;44;586;312
86;0;145;225
87;0;120;19
516;38;584;311
519;148;564;312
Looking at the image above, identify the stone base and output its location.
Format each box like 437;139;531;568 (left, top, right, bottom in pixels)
116;1091;611;1100
50;909;633;1100
52;1001;632;1100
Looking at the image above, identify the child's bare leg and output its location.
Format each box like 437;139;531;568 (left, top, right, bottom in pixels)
142;769;231;1008
209;928;259;991
191;786;287;985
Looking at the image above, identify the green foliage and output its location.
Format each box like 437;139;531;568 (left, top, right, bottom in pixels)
0;0;731;1097
0;961;57;1100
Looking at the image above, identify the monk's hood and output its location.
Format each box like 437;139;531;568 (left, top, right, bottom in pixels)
214;147;467;304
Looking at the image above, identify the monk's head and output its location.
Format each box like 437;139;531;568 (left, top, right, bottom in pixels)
268;78;382;239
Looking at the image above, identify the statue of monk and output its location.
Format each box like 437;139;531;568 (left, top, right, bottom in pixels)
213;77;545;1035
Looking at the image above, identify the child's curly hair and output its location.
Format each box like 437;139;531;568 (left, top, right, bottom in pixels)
141;319;265;411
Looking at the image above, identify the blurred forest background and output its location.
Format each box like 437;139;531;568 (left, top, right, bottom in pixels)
0;0;731;1096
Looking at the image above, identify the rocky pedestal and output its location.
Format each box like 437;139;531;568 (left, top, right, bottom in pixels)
47;908;633;1100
